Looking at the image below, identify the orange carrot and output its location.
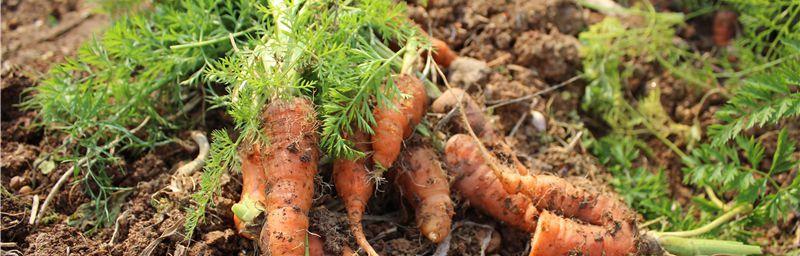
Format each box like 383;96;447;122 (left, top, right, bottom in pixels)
233;146;269;240
258;98;320;255
308;234;325;256
445;134;638;255
372;74;428;169
399;75;428;138
333;131;379;256
529;211;636;256
395;146;454;243
713;10;737;47
431;38;458;68
431;88;497;140
444;134;538;232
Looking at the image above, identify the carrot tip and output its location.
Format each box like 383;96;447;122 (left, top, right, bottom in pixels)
427;232;439;242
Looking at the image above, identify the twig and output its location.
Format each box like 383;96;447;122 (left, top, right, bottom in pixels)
508;112;528;137
486;75;582;110
139;217;184;256
28;195;39;225
432;233;452;256
176;131;210;176
36;117;150;225
0;242;17;248
108;210;130;246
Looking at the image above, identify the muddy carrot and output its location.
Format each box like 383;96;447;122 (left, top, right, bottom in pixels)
444;134;538;232
395;146;455;243
529;211;636;256
333;131;379;256
258;98;320;255
445;134;638;255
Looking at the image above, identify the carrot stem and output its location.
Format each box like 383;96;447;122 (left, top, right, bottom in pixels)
169;27;258;50
657;237;762;256
650;204;752;238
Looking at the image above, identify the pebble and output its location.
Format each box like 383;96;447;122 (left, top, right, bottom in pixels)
10;176;25;190
530;110;547;132
18;185;32;195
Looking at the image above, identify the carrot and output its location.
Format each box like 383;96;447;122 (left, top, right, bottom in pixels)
399;75;428;138
395;146;454;243
431;38;458;68
258;98;320;255
444;134;538;232
308;234;325;256
372;74;428;169
333;131;379;256
530;211;636;256
713;10;737;47
232;146;269;240
445;134;639;255
431;88;497;140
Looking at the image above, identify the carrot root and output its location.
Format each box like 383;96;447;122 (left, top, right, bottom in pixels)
372;74;428;170
259;97;320;256
396;146;454;243
333;131;379;256
445;134;640;255
232;146;269;240
444;134;538;232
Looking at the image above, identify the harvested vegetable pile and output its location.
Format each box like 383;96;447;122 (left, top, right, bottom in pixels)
2;0;798;255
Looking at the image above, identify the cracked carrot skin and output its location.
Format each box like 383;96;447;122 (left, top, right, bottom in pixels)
444;134;538;232
232;146;268;239
333;131;379;256
396;146;454;243
258;98;320;256
372;74;428;169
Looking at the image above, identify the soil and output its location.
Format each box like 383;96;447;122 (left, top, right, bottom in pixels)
1;0;795;255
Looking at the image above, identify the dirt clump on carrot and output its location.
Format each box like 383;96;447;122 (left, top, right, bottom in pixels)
372;74;428;170
258;98;320;255
395;146;454;243
333;130;379;256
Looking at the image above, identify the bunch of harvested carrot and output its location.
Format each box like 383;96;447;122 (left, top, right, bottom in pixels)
394;146;454;243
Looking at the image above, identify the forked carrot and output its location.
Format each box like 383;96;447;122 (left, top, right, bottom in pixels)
445;134;639;255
